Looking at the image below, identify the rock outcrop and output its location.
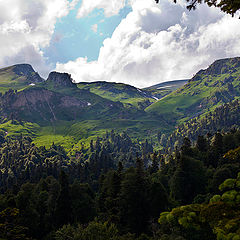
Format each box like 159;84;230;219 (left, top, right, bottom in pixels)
46;72;77;88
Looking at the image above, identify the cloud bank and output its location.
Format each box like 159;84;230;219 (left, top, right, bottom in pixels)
56;0;240;88
77;0;126;18
0;0;78;77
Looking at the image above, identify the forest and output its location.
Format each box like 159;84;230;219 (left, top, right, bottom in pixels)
0;127;240;240
166;99;240;150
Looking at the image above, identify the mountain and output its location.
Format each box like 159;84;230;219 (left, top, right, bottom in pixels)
145;79;188;91
146;57;240;124
77;81;171;109
0;67;171;149
1;57;240;150
45;71;77;89
0;64;43;93
0;71;133;124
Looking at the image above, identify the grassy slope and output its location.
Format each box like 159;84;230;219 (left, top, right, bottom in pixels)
0;65;42;93
146;57;240;124
0;117;169;153
0;66;28;93
34;118;169;153
77;81;171;108
0;71;173;151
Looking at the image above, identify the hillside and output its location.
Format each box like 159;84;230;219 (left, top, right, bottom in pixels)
0;64;43;93
77;81;171;109
146;57;240;124
145;79;188;91
1;61;240;240
166;99;240;149
0;67;172;149
0;72;129;124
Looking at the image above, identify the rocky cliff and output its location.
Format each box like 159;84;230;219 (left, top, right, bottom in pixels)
46;72;76;88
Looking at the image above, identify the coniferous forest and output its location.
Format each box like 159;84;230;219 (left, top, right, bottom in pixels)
1;127;240;240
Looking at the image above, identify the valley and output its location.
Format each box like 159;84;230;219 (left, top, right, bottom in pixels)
0;57;240;152
0;63;181;150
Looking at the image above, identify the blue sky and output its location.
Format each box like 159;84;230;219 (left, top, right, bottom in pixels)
1;0;240;87
43;2;132;65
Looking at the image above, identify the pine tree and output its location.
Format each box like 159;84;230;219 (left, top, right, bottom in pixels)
55;171;72;227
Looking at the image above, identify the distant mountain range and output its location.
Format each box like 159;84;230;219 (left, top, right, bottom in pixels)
0;57;240;150
144;79;188;91
0;64;172;148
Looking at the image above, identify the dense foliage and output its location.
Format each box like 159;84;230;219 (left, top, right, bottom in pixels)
166;99;240;150
0;128;240;239
0;130;154;192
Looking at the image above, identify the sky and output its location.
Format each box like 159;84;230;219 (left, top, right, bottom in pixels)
0;0;240;88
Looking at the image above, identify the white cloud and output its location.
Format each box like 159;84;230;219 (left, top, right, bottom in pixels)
0;0;78;77
91;24;98;33
56;0;240;88
77;0;126;18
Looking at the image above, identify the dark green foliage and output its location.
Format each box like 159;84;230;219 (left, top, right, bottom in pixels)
167;100;240;150
119;167;150;234
55;171;72;227
170;155;206;204
158;173;240;240
196;135;208;152
0;128;239;239
0;207;31;240
70;181;95;223
149;173;169;219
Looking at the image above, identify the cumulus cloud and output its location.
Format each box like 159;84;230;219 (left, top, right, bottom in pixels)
77;0;126;18
0;0;78;77
56;0;240;88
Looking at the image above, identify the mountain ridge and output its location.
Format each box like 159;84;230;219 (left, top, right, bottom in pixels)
146;56;240;124
145;79;189;90
0;57;240;149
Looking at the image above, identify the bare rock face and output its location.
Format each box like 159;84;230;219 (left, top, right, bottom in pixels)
46;72;77;88
12;64;43;83
0;87;89;122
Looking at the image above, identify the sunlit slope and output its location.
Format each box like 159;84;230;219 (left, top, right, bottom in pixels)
0;69;171;149
146;57;240;122
0;64;43;93
77;81;171;109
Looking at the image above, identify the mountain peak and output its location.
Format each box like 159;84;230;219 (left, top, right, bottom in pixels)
13;63;34;73
206;57;240;75
12;63;43;83
193;57;240;80
46;72;76;88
